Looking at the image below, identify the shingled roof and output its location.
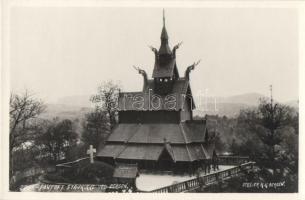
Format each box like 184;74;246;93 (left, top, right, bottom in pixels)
152;58;176;78
97;143;211;162
97;121;211;162
105;122;207;144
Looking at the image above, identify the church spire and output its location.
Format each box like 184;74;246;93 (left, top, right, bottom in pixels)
163;9;165;27
161;9;168;40
159;9;171;55
152;9;180;83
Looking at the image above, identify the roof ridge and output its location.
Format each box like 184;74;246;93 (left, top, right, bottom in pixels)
125;124;142;143
180;123;193;161
182;80;189;94
200;143;209;159
114;144;128;159
179;123;189;143
185;144;193;162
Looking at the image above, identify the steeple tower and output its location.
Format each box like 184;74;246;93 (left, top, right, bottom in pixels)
151;10;180;95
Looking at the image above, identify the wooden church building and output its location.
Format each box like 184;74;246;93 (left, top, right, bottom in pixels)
97;11;217;174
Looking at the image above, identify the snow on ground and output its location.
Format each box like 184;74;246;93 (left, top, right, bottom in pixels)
136;165;235;191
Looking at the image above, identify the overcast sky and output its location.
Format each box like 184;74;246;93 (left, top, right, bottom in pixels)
10;7;298;103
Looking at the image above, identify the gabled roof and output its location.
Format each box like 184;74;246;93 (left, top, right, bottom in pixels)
164;143;175;162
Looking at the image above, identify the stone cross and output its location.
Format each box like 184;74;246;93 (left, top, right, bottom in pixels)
87;145;96;164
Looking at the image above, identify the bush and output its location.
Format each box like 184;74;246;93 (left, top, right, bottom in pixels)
44;160;115;185
75;161;114;184
43;173;70;183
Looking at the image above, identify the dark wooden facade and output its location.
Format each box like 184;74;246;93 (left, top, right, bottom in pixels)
97;12;216;174
119;111;180;124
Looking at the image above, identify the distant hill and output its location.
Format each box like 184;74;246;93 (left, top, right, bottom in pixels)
193;93;298;118
57;95;93;107
218;93;266;106
39;103;93;120
38;104;93;137
40;93;298;119
284;100;299;108
39;95;94;120
193;102;253;118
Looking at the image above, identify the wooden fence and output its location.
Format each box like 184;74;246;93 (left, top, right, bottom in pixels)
150;162;255;193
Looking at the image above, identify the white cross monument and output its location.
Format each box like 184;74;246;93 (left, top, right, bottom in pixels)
87;145;96;164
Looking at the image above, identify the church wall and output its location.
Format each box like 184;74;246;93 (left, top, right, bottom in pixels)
154;79;174;95
119;111;180;123
113;158;200;174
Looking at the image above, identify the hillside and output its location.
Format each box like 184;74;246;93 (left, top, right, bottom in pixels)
40;93;298;119
39;104;93;120
194;93;298;117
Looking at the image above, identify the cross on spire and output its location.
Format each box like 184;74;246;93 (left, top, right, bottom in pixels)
87;145;96;164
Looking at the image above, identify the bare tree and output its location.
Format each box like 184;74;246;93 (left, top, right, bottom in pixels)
9;90;45;177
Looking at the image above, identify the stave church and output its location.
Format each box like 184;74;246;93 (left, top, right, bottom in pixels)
97;11;217;175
